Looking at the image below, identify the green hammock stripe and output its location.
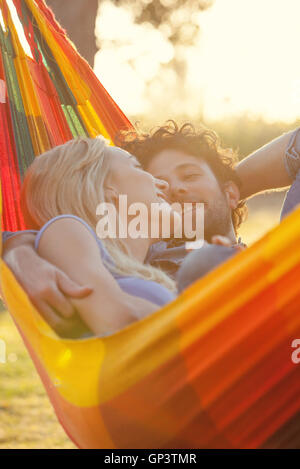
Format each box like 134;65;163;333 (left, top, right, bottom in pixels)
28;4;88;137
0;27;35;178
62;105;87;138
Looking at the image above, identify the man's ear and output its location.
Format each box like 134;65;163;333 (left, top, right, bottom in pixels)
223;181;240;209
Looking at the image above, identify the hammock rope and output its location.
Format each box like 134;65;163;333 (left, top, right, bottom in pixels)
0;0;300;449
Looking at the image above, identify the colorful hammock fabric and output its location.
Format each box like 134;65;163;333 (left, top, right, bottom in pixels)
1;0;300;449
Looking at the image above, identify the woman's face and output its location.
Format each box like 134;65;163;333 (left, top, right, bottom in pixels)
105;147;180;239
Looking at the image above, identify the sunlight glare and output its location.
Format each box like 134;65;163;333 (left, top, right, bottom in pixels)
93;0;300;122
7;0;33;59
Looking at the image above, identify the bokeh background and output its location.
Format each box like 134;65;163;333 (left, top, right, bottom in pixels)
1;0;300;448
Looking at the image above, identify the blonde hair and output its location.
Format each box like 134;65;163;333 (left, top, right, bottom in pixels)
21;137;175;292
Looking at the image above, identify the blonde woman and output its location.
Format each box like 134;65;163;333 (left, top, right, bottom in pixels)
20;137;177;338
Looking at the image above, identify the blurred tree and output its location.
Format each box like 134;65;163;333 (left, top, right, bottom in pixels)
119;0;212;46
114;0;213;91
47;0;99;67
46;0;213;70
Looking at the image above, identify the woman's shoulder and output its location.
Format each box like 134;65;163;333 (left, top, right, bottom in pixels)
34;214;111;261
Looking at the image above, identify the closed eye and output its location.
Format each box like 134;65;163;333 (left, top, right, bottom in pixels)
183;173;201;180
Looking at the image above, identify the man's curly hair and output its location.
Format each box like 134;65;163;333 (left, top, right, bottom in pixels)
116;121;247;234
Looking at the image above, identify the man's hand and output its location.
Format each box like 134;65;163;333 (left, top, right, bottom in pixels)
2;242;93;332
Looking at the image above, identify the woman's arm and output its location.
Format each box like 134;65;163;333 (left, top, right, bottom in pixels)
236;130;295;199
36;217;159;336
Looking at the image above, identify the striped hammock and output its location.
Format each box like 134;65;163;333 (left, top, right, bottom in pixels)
1;0;300;449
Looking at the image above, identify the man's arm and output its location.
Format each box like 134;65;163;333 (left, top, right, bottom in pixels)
236;129;299;199
1;231;93;330
36;217;160;336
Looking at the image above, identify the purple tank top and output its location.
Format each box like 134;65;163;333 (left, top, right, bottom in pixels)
34;214;175;307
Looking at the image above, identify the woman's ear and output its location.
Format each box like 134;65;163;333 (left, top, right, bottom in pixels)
224;181;240;209
105;185;119;206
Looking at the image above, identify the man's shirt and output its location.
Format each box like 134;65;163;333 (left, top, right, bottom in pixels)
145;238;246;279
2;230;37;245
145;240;187;278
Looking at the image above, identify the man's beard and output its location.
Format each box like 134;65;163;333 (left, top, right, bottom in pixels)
167;191;233;244
203;196;232;242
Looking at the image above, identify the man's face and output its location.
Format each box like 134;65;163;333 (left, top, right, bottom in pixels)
146;149;236;241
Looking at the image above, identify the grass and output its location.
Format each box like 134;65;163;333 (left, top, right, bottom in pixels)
0;312;75;449
0;195;285;449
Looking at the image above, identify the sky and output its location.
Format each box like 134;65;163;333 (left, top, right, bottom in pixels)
94;0;300;122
